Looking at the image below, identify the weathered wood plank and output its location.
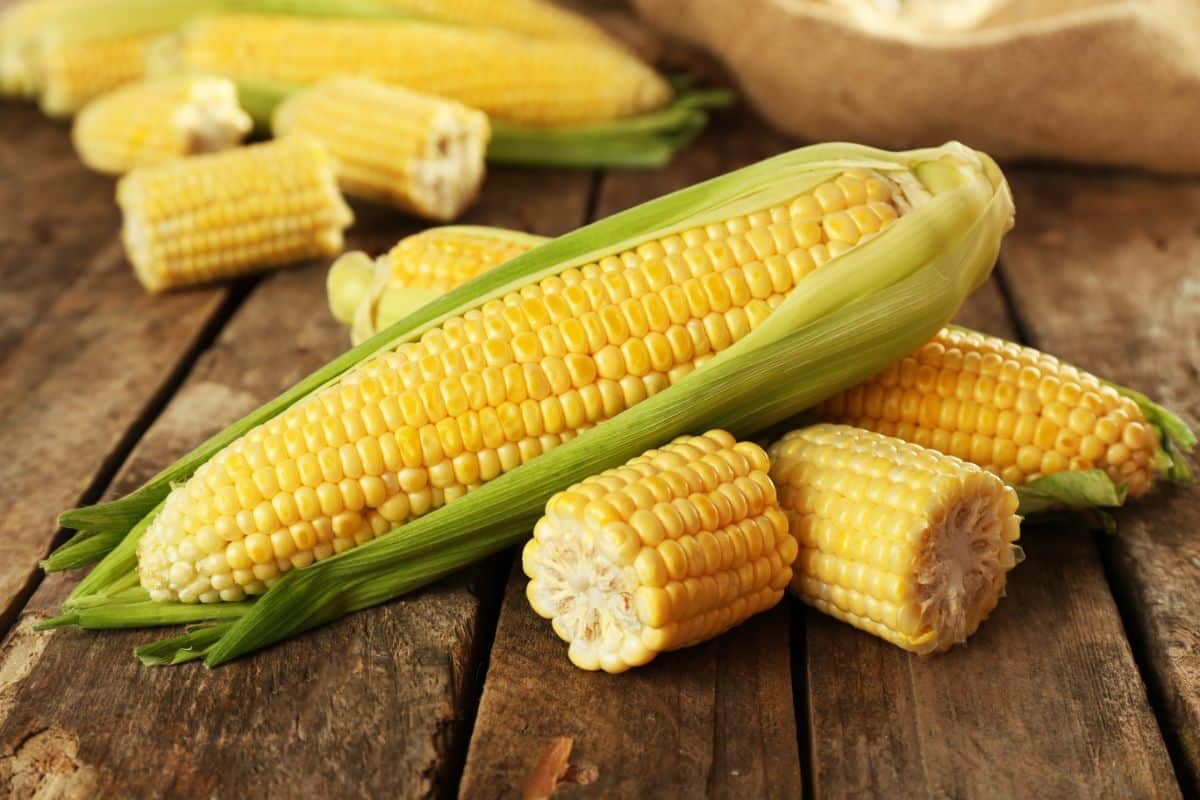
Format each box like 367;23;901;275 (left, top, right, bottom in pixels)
0;164;594;799
999;170;1200;793
802;194;1179;798
460;115;805;799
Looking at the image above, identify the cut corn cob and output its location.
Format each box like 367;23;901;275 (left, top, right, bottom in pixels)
523;430;795;673
812;327;1163;497
770;424;1022;654
273;77;490;221
162;14;673;127
328;226;548;343
135;165;917;603
117;136;353;293
369;0;613;42
39;29;155;116
72;75;252;175
0;0;94;98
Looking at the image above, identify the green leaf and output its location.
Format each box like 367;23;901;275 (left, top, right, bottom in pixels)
1014;470;1128;515
135;624;234;666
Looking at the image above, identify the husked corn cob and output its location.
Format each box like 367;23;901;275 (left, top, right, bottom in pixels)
39;29;155;117
771;424;1022;654
135;166;913;603
0;0;93;98
524;430;795;672
72;76;251;175
372;0;612;42
273;77;489;221
166;14;672;127
813;328;1162;497
328;226;548;343
117;136;353;293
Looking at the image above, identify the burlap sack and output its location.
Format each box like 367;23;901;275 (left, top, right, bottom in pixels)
630;0;1200;173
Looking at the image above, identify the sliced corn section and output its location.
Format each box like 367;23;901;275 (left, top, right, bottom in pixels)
524;430;795;673
273;77;490;221
72;75;251;175
39;29;156;117
117;135;353;293
135;166;913;603
812;328;1162;496
771;424;1022;654
166;14;672;127
328;226;547;343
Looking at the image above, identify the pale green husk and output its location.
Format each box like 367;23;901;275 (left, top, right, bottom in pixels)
45;142;1014;664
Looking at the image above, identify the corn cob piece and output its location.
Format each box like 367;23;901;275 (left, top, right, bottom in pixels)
163;14;672;127
812;327;1163;497
38;29;156;116
371;0;612;42
328;226;548;343
0;0;95;98
117;136;353;293
273;77;490;221
135;165;916;603
72;76;251;175
771;424;1022;654
523;430;795;673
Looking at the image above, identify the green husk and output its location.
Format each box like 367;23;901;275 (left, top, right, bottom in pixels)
48;142;1015;664
135;624;234;666
1014;470;1128;515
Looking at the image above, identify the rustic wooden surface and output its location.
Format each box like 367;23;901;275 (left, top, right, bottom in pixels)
2;62;1198;800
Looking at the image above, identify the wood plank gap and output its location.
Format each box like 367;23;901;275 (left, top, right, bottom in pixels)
988;259;1039;349
788;598;815;800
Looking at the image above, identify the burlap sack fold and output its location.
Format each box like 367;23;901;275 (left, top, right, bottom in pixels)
631;0;1200;173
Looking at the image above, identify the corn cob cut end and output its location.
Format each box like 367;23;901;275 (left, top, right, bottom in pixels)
524;430;796;673
772;424;1022;655
72;76;251;175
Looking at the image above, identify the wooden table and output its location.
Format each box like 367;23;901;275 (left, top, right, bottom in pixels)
1;97;1197;799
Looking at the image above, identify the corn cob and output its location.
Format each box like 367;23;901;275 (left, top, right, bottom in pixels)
770;424;1022;654
72;76;251;175
328;226;548;344
162;14;672;127
39;29;156;117
812;327;1164;497
117;136;353;293
523;430;794;672
0;0;95;98
272;77;490;221
369;0;612;42
135;166;916;603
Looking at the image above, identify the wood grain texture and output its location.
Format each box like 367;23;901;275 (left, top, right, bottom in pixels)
0;160;591;798
1000;170;1200;793
802;225;1180;799
460;115;805;800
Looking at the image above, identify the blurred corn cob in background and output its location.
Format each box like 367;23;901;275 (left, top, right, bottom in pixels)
524;430;796;673
72;75;251;174
0;0;92;98
158;13;673;127
273;77;490;221
771;424;1022;654
366;0;613;42
117;135;352;293
328;227;548;343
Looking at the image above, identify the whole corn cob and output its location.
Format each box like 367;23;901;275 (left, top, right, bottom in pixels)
770;424;1022;654
273;77;490;221
368;0;613;42
328;226;548;344
135;165;916;603
72;75;251;175
0;0;94;98
160;14;672;127
812;327;1166;497
117;136;353;293
39;29;155;117
524;430;795;673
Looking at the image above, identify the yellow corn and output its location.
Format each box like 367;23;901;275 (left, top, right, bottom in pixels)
770;424;1022;654
116;136;353;293
134;166;912;603
812;327;1162;497
39;29;155;117
72;75;251;175
328;226;548;344
370;0;612;42
523;430;795;673
0;0;94;98
273;77;490;221
166;14;672;127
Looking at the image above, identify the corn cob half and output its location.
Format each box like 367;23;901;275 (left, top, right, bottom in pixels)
328;226;548;344
72;75;251;175
771;424;1022;654
273;77;490;221
812;327;1173;498
524;430;795;673
161;14;672;128
117;136;353;293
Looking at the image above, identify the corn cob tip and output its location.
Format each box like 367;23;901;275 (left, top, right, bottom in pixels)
524;431;796;673
771;424;1022;655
